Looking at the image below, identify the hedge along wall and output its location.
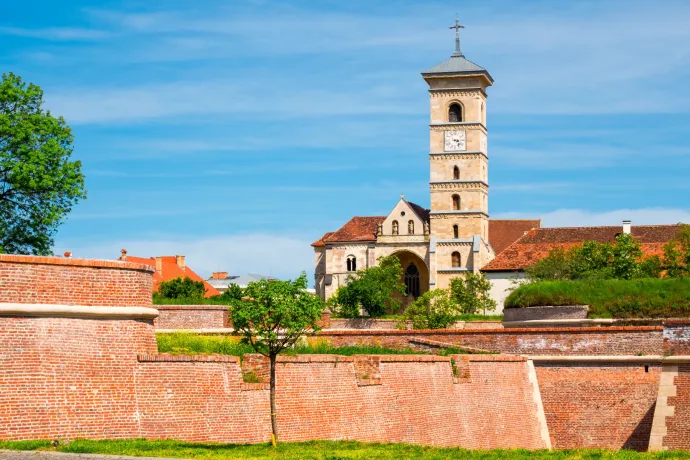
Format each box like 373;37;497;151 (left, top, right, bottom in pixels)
314;327;663;356
534;360;662;451
0;254;154;307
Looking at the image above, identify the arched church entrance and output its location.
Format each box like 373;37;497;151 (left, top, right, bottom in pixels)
390;250;429;311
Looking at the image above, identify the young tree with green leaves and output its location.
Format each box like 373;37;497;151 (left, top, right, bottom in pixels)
450;272;495;315
230;273;324;445
218;283;243;302
0;73;86;254
154;277;206;300
328;255;406;317
399;289;457;330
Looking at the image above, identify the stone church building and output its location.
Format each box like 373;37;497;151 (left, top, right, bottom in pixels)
312;24;539;304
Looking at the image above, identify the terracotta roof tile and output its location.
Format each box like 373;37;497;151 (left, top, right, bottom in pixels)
481;224;685;272
120;255;221;297
323;216;386;243
488;219;542;255
311;232;334;248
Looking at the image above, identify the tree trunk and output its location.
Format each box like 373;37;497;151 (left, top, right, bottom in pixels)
269;353;278;446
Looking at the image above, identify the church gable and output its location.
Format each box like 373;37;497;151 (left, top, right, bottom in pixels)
380;197;429;238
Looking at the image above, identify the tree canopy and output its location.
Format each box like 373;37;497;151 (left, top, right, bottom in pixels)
328;255;406;318
154;277;207;300
230;273;324;444
0;73;86;255
526;233;664;281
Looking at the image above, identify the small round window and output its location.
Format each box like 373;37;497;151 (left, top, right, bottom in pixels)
401;211;406;216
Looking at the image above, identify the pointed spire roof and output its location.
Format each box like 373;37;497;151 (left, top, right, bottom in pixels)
422;17;493;83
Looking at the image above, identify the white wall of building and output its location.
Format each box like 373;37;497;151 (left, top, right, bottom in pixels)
483;271;528;315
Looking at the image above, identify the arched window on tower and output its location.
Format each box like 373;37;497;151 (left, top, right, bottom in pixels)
408;220;414;235
392;220;399;235
452;252;461;268
453;166;460;180
452;194;461;210
405;264;420;298
481;102;484;123
346;255;356;272
449;103;463;123
453;225;459;239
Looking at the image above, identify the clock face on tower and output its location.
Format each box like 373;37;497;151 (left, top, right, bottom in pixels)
444;130;466;152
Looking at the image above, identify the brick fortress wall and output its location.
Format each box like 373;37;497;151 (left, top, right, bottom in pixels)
0;254;153;306
535;361;661;451
0;255;547;448
154;305;230;329
314;327;662;356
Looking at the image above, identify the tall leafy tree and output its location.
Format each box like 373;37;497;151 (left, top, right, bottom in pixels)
450;272;496;315
154;277;206;300
230;273;324;445
328;255;407;317
0;73;85;254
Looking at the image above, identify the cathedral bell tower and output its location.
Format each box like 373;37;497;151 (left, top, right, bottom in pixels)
422;18;494;290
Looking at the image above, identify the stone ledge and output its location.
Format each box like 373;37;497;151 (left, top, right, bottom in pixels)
0;303;159;319
317;326;661;335
503;319;613;328
529;355;664;363
0;253;154;272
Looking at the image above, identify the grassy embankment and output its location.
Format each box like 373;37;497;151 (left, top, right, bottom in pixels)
2;439;689;459
156;332;469;357
505;278;690;319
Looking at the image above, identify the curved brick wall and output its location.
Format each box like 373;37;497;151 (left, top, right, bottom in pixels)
536;362;661;451
0;254;153;306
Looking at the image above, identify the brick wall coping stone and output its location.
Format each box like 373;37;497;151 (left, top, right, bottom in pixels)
663;319;690;325
317;326;662;335
529;355;664;363
0;253;154;272
0;303;159;319
503;319;615;328
660;356;690;364
154;305;230;311
138;353;240;363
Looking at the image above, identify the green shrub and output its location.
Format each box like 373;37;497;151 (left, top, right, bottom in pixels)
398;289;457;330
505;278;690;318
449;272;496;315
328;256;406;318
154;277;206;300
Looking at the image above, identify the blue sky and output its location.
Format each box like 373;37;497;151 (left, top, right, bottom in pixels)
2;0;689;281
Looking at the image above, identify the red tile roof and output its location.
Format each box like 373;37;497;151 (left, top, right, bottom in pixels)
406;201;430;222
488;219;542;255
120;255;221;297
311;232;334;248
481;224;685;272
319;216;386;244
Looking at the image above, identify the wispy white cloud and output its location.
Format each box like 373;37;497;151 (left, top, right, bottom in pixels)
0;26;111;41
54;233;314;280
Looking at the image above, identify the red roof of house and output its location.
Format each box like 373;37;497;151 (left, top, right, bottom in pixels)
488;219;542;255
120;254;221;297
481;224;685;272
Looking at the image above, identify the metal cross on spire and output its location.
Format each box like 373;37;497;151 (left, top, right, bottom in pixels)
449;16;465;57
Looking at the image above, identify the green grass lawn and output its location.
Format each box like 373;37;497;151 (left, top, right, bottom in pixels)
1;439;689;459
156;332;471;357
